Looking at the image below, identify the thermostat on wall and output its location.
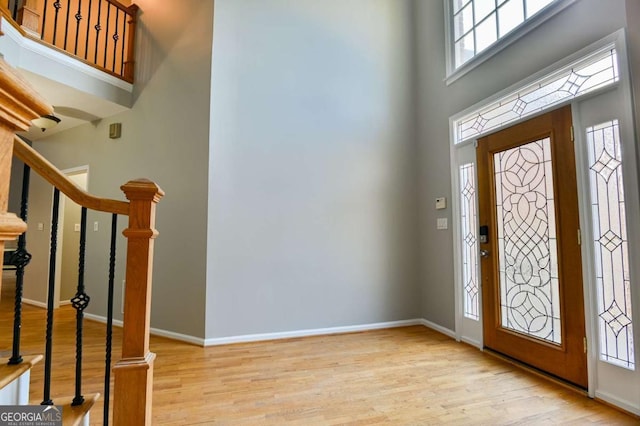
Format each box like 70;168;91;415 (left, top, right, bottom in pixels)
435;197;446;210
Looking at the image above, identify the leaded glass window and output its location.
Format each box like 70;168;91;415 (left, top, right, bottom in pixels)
460;163;479;320
453;47;619;144
450;0;557;69
586;120;635;370
494;137;561;344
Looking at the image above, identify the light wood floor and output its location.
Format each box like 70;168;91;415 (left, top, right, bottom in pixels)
1;273;638;425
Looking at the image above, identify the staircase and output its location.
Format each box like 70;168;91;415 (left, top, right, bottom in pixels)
0;43;162;426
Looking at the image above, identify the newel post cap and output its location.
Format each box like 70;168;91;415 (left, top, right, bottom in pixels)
120;178;164;203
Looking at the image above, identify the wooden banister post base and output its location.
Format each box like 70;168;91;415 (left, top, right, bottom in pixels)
113;352;156;425
17;0;40;36
0;213;27;279
113;178;163;425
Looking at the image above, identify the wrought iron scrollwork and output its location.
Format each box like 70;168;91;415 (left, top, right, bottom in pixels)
71;292;91;312
8;248;32;269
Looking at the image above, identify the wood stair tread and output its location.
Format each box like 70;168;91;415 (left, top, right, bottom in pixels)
56;393;100;426
0;354;43;390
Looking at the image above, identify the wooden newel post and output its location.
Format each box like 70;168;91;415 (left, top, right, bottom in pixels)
123;5;139;83
113;178;164;425
0;59;51;291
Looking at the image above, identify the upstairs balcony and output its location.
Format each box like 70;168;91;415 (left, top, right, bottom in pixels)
0;0;137;139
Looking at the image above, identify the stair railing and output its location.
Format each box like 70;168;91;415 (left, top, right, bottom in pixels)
0;57;162;425
1;0;138;82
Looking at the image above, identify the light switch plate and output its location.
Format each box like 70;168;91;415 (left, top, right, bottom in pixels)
74;223;81;232
437;218;448;230
435;197;447;210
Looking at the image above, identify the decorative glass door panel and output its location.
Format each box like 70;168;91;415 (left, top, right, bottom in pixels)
478;106;588;388
493;138;561;344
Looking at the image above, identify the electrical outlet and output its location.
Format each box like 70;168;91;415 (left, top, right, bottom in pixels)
94;221;99;232
37;223;44;231
74;223;81;232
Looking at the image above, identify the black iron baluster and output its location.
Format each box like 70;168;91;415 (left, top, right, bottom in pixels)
73;0;83;55
93;0;102;64
103;2;110;68
71;207;89;406
8;163;33;366
41;188;60;406
120;13;126;76
111;8;119;73
63;0;71;49
103;213;117;426
52;0;62;46
41;0;49;40
84;0;92;60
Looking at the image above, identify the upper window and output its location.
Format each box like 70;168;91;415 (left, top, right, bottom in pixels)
447;0;576;80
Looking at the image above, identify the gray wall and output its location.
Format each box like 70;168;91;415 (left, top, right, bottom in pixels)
24;0;214;338
413;0;633;330
206;0;420;338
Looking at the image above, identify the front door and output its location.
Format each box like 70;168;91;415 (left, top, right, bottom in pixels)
477;105;588;388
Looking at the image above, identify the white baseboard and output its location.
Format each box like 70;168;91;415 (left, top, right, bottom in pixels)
83;313;123;328
460;336;482;349
149;327;204;346
203;319;425;346
418;318;456;339
595;390;640;416
22;298;47;309
83;313;204;346
79;315;455;348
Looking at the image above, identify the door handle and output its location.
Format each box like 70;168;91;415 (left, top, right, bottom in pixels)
480;249;490;258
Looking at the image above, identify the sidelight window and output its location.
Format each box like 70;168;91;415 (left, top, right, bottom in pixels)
586;120;635;370
460;163;480;320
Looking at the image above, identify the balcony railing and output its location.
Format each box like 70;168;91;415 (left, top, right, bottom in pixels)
3;0;138;82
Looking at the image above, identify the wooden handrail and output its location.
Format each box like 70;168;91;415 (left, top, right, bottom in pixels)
104;0;137;14
12;135;129;215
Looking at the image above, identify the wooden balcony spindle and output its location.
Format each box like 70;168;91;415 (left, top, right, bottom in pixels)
112;178;163;425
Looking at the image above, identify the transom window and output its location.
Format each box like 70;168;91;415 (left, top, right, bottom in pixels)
448;0;575;78
452;44;618;144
